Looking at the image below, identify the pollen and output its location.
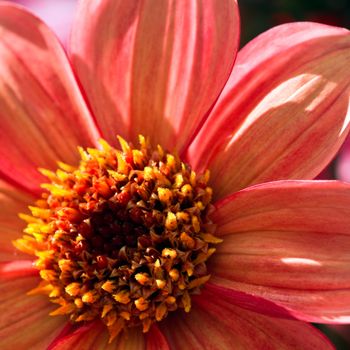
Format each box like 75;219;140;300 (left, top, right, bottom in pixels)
14;135;220;342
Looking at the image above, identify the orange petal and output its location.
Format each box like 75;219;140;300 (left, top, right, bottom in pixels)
160;294;333;349
70;0;239;152
0;3;100;195
210;180;350;323
187;22;350;199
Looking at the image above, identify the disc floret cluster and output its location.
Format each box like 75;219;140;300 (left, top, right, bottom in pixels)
14;135;221;341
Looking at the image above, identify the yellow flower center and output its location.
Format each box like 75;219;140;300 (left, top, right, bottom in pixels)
14;135;221;342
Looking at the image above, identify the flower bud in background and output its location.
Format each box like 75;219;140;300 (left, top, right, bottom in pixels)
8;0;77;46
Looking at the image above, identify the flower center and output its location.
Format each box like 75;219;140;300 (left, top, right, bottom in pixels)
14;135;221;342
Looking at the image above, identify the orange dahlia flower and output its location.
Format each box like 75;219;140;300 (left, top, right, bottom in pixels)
1;1;350;349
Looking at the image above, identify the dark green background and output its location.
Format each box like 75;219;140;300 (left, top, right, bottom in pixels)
240;0;350;45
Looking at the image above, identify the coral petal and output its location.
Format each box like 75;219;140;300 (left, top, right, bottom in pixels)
146;324;170;350
187;22;350;198
0;263;66;349
70;0;240;152
49;321;145;350
0;3;100;195
210;180;350;323
204;282;295;319
160;294;333;349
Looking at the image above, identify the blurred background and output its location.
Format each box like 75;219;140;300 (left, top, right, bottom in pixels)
3;0;350;348
5;0;77;46
240;0;350;44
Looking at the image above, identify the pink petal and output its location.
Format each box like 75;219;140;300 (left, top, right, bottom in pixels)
70;0;239;152
0;3;100;195
0;179;33;261
160;291;333;349
49;321;145;350
0;261;66;349
210;180;350;323
187;22;350;199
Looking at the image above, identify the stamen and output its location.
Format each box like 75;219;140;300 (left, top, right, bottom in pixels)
14;135;220;341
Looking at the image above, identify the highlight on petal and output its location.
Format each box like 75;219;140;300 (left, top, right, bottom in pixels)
70;0;240;152
210;180;350;323
0;261;66;349
187;22;350;199
0;179;33;261
0;3;100;195
160;291;333;349
0;260;37;278
48;321;145;350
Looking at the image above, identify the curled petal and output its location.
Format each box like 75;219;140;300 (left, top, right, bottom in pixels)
210;180;350;323
0;3;99;195
70;0;239;152
187;22;350;198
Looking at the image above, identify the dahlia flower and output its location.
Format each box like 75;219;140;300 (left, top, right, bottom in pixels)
1;0;350;349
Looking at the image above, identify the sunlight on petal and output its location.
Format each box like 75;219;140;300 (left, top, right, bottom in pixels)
340;95;350;135
0;260;36;278
224;73;333;152
0;260;33;271
322;315;350;323
281;257;322;267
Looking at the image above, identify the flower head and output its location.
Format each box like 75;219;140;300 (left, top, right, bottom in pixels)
14;135;218;339
1;0;350;349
